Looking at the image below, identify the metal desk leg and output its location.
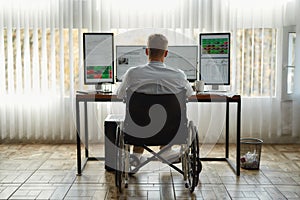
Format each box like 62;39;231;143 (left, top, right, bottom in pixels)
76;99;82;175
84;102;89;158
236;99;241;176
226;99;229;158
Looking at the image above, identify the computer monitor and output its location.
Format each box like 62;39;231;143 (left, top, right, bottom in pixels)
199;33;230;89
166;46;197;81
83;33;114;91
116;45;147;81
116;45;198;81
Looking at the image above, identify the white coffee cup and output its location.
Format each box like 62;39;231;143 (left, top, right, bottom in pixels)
194;80;205;92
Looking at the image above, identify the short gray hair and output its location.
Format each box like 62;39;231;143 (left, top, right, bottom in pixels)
147;33;168;50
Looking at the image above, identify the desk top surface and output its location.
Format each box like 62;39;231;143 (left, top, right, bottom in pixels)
76;91;240;102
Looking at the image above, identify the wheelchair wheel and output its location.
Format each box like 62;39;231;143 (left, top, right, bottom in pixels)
185;124;201;193
115;127;125;193
187;138;197;192
192;130;202;187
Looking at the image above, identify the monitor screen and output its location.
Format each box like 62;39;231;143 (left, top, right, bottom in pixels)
199;33;230;85
116;45;147;81
83;33;114;84
116;45;198;81
166;46;197;81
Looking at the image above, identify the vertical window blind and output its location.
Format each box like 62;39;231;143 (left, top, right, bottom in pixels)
0;0;295;142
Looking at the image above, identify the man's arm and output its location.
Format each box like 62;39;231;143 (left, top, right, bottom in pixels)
178;69;194;97
185;80;194;97
116;70;130;99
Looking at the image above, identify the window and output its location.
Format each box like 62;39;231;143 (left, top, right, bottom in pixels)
3;28;86;95
287;32;296;94
282;26;296;100
235;28;277;97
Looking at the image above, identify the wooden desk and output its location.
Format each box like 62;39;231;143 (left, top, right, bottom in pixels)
76;92;241;176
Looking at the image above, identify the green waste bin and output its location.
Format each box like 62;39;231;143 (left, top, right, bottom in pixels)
240;138;263;170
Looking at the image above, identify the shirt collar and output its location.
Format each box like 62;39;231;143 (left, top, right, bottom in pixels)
148;61;166;67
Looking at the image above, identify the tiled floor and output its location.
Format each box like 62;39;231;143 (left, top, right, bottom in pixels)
0;143;300;199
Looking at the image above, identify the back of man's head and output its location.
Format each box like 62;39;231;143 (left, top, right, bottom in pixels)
147;34;168;59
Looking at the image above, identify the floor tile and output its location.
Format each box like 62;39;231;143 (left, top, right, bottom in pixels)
275;185;300;199
26;170;76;184
225;184;286;199
65;183;107;199
8;183;71;199
0;184;20;199
0;171;33;184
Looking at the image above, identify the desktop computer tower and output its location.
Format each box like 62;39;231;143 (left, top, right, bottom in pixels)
104;114;124;171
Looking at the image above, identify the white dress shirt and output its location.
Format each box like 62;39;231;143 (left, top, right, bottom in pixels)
116;61;194;99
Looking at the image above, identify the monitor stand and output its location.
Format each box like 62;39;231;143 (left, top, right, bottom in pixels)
211;85;219;91
207;85;227;93
95;83;112;93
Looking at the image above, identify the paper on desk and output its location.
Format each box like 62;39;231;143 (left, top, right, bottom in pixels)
197;91;236;98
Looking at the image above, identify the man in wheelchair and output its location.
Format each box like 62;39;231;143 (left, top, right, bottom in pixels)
115;33;201;192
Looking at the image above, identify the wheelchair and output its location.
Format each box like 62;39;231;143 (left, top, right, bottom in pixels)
115;85;202;193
